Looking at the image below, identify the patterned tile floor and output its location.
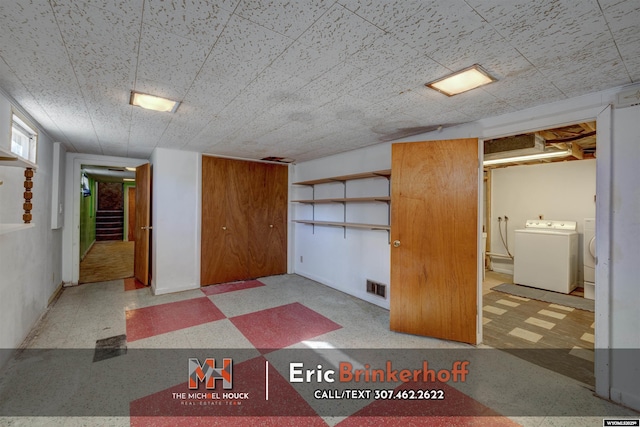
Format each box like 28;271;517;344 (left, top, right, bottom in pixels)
1;274;637;426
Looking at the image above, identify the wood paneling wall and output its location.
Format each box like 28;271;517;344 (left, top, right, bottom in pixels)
201;156;288;286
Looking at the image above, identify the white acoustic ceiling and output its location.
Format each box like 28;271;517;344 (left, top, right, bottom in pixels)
0;1;637;162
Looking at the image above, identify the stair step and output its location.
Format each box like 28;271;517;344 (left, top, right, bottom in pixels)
96;210;124;217
96;234;123;241
97;228;123;234
96;220;124;226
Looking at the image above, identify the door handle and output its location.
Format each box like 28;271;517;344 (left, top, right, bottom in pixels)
269;224;273;228
222;226;227;230
141;226;153;230
393;240;401;247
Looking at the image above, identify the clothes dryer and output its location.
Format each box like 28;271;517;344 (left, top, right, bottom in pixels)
583;218;595;300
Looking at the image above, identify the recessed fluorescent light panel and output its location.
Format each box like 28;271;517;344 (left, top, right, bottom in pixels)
123;178;135;182
426;64;496;96
130;91;180;113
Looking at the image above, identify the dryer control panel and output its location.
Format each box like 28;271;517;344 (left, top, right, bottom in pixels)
524;220;577;230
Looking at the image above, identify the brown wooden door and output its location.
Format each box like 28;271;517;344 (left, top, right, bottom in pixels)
134;163;151;285
201;157;251;285
248;162;288;278
127;186;136;241
390;139;478;344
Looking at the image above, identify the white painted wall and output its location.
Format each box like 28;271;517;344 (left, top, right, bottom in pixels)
0;90;62;369
609;103;640;409
489;159;596;279
293;143;392;309
149;148;200;295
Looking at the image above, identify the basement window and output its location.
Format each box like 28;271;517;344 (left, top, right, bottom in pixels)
10;111;38;165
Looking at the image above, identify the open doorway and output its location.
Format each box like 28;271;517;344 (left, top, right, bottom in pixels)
480;122;597;386
79;165;136;284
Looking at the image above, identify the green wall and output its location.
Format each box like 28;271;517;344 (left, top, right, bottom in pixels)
79;175;96;259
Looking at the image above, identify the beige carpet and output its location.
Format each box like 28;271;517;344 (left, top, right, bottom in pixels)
79;241;134;284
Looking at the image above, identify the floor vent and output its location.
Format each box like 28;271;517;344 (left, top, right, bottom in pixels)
366;279;387;298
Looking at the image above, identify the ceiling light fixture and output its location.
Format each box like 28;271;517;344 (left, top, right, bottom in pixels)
482;148;573;166
123;178;135;182
130;91;180;113
125;167;136;171
426;64;496;96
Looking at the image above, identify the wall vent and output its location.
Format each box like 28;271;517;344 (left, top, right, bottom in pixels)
615;87;640;108
366;279;387;298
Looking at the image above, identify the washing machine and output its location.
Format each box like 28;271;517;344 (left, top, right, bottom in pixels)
583;218;596;300
514;220;579;294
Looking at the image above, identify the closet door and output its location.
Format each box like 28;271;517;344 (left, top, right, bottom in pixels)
201;157;250;285
248;162;288;278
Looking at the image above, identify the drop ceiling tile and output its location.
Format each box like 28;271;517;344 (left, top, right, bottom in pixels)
486;0;611;65
618;41;640;82
347;74;407;104
481;66;565;111
128;108;172;146
194;15;295;97
235;0;333;39
305;62;378;96
269;41;341;83
600;0;640;45
315;95;372;123
345;33;419;77
338;0;432;33
157;108;212;147
100;143;129;157
389;2;485;55
72;0;144;19
0;1;65;57
52;1;140;59
126;146;154;159
296;4;384;62
142;0;234;44
538;41;632;96
136;24;210;96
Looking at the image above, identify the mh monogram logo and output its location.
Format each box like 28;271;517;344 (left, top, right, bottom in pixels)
188;358;233;389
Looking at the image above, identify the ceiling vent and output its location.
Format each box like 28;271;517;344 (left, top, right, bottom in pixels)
615;86;640;108
261;156;295;164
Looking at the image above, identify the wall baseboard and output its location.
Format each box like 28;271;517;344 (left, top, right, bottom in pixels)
610;387;640;413
80;239;95;261
153;283;199;296
47;282;64;306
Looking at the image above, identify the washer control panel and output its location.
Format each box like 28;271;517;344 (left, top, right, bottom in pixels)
524;220;577;230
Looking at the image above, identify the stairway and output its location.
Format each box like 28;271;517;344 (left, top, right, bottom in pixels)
96;210;124;241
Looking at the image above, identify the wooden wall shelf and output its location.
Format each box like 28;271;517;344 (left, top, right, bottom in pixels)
293;169;391;186
293;169;391;239
0;223;35;235
293;220;390;231
292;196;391;204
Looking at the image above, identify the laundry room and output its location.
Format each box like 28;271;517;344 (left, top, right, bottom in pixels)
481;122;597;385
483;122;596;291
